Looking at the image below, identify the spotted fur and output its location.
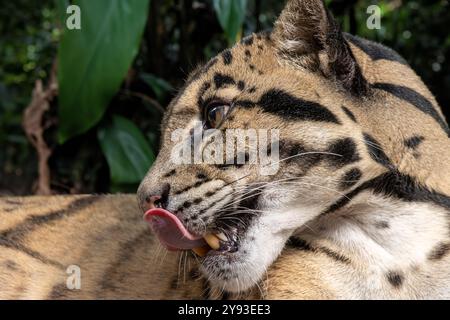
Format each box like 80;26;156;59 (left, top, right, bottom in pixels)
2;0;450;299
0;195;325;300
137;0;450;299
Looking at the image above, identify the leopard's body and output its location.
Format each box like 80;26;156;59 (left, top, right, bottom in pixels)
1;0;449;299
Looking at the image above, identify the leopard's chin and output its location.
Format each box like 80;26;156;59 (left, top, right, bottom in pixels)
199;241;259;293
197;214;292;294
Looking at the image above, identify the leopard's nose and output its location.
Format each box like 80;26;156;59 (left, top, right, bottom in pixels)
138;183;170;212
145;195;162;210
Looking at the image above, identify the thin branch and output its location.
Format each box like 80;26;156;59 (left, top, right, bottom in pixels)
22;59;58;195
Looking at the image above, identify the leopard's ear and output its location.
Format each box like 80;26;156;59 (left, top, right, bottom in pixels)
273;0;368;95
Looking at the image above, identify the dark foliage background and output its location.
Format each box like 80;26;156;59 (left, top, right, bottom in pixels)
0;0;449;196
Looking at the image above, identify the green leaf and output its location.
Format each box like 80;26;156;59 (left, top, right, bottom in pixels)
140;73;172;102
213;0;247;45
57;0;150;143
97;115;154;185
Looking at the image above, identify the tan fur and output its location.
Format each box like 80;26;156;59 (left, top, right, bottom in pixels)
137;0;450;298
2;0;450;299
0;195;205;299
0;195;335;299
347;43;450;193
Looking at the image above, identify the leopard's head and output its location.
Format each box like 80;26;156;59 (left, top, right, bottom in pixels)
137;0;449;293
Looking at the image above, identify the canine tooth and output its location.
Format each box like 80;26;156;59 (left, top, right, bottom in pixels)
204;234;221;250
215;232;228;242
192;247;210;257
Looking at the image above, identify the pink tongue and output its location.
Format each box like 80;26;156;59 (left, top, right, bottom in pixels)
144;208;206;250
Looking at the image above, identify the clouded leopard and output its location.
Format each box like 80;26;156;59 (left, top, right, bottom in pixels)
1;0;449;299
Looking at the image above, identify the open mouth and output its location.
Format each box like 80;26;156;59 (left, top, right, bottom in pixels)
143;208;239;257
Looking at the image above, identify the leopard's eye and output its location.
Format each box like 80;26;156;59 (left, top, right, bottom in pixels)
204;103;231;129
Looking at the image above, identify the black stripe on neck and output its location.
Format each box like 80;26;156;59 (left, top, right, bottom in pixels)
322;171;450;216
